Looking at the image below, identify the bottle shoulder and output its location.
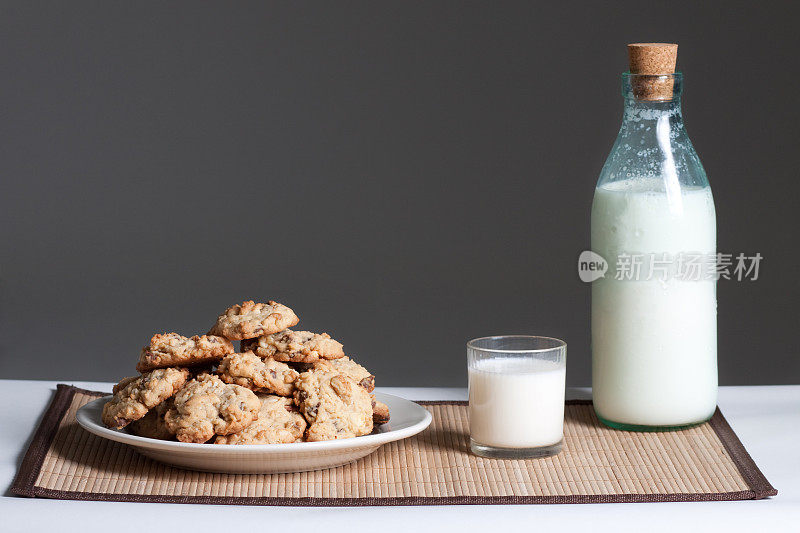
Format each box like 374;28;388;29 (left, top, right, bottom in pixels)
598;106;710;190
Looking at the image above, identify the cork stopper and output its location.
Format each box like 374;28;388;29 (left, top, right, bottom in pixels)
627;43;678;101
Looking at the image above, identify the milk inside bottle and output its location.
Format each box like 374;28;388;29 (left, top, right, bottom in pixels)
590;44;717;430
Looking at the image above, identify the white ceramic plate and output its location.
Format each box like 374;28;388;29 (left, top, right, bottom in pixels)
77;391;432;474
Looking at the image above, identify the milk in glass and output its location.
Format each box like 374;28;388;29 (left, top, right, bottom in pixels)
469;358;566;448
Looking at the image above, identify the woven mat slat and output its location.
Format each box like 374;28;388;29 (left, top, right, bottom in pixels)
10;385;776;506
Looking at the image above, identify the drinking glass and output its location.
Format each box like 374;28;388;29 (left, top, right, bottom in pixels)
467;336;567;459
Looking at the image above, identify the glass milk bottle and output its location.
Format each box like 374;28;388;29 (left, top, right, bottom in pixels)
591;44;717;430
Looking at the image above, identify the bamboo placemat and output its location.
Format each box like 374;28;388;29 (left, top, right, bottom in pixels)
11;385;776;505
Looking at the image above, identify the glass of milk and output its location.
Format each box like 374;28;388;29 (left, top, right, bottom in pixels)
467;336;566;459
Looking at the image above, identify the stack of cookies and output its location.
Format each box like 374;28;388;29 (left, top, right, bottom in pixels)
101;300;389;444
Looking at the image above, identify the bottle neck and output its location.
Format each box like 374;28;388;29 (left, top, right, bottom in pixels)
622;72;682;102
620;98;683;132
619;73;685;134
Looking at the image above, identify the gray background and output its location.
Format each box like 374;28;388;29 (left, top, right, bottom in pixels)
1;1;798;387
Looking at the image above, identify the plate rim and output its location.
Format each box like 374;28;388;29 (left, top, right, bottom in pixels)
76;390;432;453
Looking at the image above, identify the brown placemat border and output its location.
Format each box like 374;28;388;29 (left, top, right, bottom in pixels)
10;384;777;505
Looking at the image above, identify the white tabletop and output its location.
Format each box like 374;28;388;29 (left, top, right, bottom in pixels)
1;380;798;532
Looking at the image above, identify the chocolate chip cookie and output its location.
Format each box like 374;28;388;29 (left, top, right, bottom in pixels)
128;399;175;440
314;356;375;392
242;329;344;363
208;300;299;340
217;351;299;396
215;394;307;444
372;399;390;425
164;374;261;443
293;367;373;441
112;375;139;394
102;367;190;429
136;332;234;372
